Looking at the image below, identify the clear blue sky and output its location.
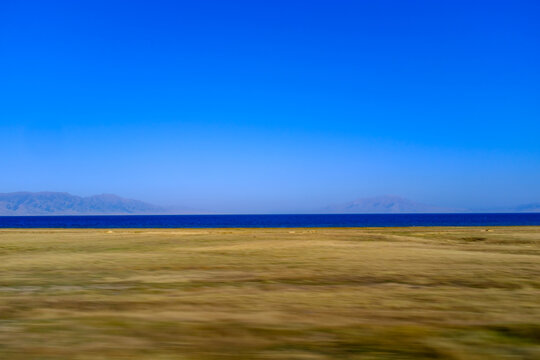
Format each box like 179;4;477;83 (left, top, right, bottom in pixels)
1;0;539;213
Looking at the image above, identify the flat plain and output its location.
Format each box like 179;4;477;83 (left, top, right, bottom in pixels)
0;227;539;359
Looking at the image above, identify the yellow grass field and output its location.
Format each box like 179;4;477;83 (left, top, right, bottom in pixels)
0;227;539;359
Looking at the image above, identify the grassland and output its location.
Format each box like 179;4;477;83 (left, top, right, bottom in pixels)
0;227;539;359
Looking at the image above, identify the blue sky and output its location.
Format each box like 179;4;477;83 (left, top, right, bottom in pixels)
1;0;539;212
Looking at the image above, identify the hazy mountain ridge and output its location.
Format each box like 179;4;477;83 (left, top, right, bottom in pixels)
1;192;539;215
322;195;464;214
323;195;540;214
511;203;540;213
0;192;173;215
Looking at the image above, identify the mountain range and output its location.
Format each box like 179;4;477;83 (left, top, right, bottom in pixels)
0;192;176;216
0;192;539;215
323;195;540;214
321;195;462;214
508;203;540;213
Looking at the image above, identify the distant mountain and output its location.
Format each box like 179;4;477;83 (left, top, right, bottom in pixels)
512;203;540;213
322;195;460;214
472;202;540;213
0;192;180;215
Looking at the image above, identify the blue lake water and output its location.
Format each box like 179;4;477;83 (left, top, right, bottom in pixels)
0;213;540;228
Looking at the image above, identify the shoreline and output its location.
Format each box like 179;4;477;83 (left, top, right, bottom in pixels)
1;225;540;230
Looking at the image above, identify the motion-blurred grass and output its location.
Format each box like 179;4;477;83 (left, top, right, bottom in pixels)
0;227;539;359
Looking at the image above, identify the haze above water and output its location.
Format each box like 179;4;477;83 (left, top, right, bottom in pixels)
1;1;539;213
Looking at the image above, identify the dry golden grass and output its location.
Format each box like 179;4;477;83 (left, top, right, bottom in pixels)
0;227;539;359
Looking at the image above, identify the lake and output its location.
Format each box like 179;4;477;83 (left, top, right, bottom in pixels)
1;213;540;228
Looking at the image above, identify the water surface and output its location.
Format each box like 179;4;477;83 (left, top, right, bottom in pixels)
1;213;540;228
